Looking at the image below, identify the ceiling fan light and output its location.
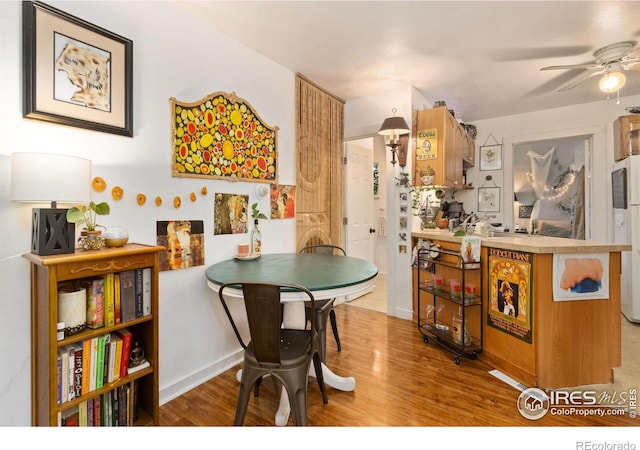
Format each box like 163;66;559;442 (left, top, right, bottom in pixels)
599;71;626;93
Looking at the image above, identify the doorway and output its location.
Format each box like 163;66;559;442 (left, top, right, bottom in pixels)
343;135;388;310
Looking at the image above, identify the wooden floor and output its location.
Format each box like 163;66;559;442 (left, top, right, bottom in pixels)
160;304;638;427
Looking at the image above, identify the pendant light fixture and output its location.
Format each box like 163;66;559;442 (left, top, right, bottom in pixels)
378;108;410;167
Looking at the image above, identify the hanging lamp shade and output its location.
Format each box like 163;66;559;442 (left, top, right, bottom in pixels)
378;109;410;138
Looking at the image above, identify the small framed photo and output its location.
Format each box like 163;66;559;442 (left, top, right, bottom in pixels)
23;1;133;136
479;144;502;171
478;187;500;212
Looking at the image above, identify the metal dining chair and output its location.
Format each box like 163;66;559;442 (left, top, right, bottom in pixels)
218;281;328;426
298;244;346;361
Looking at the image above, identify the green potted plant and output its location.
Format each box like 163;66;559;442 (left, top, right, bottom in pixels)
66;201;111;249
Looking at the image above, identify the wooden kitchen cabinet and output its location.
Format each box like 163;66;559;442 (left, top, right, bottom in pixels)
413;106;474;188
462;132;475;167
614;114;640;161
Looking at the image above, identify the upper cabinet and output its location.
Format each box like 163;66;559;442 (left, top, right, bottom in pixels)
614;114;640;161
413;107;475;188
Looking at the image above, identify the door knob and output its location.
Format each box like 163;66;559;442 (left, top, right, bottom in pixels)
369;228;376;233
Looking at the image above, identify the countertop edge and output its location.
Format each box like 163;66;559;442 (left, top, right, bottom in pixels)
412;231;632;254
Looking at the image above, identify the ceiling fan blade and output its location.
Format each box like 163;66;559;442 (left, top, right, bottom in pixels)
541;63;600;71
627;61;640;70
557;69;604;92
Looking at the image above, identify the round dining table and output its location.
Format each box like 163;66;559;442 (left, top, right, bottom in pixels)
205;252;379;425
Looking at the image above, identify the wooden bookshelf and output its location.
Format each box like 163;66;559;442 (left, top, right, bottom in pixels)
25;243;164;426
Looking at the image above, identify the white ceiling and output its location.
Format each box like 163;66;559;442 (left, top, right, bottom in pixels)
174;1;640;122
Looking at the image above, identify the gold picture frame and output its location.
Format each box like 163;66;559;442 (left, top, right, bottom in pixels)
23;1;133;136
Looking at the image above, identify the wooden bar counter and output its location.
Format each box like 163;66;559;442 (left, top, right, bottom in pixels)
411;229;631;389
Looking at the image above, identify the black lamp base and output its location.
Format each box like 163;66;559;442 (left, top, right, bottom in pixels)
31;208;76;256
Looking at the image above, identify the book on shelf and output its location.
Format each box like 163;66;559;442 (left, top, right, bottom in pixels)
93;395;101;427
81;339;91;395
60;346;69;403
102;334;111;386
134;268;144;318
56;349;62;405
96;334;109;389
107;335;117;383
86;278;105;329
78;400;88;427
114;273;121;325
71;342;83;399
89;337;98;392
61;405;79;426
111;334;123;382
115;328;133;378
142;267;152;316
119;270;136;323
127;359;150;375
87;398;94;426
104;273;115;327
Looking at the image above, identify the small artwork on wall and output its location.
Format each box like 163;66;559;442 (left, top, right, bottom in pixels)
156;220;205;271
214;193;249;235
270;184;296;219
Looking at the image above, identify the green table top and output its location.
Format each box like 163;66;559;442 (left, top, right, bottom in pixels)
205;253;378;293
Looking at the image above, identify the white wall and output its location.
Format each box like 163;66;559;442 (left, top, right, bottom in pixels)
1;0;638;427
0;0;297;425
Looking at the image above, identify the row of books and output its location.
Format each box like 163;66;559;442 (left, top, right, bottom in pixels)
57;329;136;405
85;267;152;329
59;382;139;426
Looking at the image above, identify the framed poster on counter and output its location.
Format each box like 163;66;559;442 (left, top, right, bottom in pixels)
487;248;533;343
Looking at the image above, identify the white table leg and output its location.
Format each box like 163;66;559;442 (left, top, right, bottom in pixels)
275;388;291;426
309;362;356;391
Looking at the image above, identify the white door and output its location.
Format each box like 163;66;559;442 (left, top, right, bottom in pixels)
344;140;375;300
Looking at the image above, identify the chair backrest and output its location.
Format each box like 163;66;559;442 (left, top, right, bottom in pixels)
299;244;346;256
218;282;316;365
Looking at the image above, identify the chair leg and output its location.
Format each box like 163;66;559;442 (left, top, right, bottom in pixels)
314;308;328;362
313;353;328;404
329;308;341;352
253;376;262;397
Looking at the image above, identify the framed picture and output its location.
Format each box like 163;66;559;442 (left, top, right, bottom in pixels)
23;1;133;136
479;144;502;171
478;186;500;212
171;91;278;183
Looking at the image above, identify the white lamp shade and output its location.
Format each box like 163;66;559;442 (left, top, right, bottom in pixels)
11;152;91;204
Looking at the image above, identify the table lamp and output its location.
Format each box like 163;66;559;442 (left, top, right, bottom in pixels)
11;152;91;256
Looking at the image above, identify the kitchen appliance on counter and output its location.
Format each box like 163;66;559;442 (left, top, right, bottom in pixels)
440;201;464;228
612;133;640;322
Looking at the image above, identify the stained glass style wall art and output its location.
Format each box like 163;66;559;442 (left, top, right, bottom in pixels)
170;91;278;183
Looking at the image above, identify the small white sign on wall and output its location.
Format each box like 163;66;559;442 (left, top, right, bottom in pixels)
553;253;609;301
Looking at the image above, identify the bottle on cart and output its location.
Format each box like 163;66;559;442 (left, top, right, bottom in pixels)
452;306;470;345
251;219;262;256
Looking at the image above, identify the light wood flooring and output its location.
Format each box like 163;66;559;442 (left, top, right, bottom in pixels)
160;280;639;427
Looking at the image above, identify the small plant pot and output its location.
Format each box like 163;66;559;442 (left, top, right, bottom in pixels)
78;230;105;250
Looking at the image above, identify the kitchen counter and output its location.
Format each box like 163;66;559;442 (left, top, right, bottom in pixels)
412;229;631;253
411;230;629;389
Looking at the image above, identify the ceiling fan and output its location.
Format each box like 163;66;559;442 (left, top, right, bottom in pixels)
540;41;640;92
